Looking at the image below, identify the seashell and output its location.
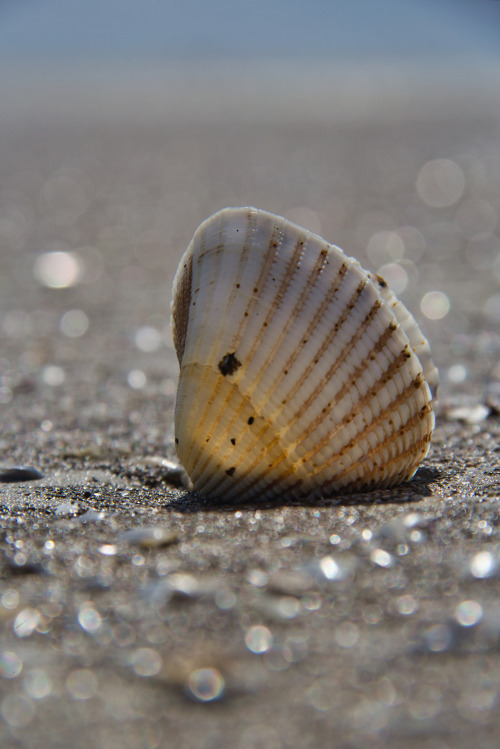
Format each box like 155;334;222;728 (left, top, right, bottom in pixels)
171;207;438;503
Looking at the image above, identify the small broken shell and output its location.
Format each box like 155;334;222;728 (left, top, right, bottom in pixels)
171;207;438;503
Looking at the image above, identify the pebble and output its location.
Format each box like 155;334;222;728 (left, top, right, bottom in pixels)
161;646;261;701
444;403;490;424
118;526;178;549
374;512;430;545
132;456;190;487
63;445;108;459
0;466;44;483
54;502;80;517
145;573;228;604
250;592;302;621
266;570;315;597
75;510;107;524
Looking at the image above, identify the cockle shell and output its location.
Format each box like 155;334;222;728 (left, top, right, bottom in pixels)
171;207;438;503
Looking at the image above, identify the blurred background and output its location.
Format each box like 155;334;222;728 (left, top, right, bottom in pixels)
0;0;499;62
0;0;499;409
0;0;499;124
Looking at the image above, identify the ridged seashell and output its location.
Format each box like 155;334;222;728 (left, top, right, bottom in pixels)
171;207;438;503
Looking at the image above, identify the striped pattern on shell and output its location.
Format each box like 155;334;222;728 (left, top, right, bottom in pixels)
171;207;438;503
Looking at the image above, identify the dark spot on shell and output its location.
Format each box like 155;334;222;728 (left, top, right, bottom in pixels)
389;322;397;331
253;287;258;294
226;466;236;477
175;438;179;445
218;353;242;377
376;274;388;288
236;283;240;288
247;416;254;425
230;438;236;445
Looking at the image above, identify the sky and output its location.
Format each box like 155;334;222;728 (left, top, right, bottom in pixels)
0;0;499;63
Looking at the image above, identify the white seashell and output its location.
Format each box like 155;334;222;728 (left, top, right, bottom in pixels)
171;207;438;503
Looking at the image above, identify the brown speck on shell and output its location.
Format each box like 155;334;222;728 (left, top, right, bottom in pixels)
218;353;242;377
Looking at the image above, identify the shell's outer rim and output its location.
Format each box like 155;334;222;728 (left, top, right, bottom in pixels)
171;206;438;502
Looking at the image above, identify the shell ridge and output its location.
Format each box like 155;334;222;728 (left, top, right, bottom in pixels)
182;225;323;483
237;260;349;415
184;249;358;489
235;265;366;435
181;216;343;479
184;262;415;498
208;277;377;489
268;291;399;456
236;258;395;448
234;230;311;362
338;430;432;492
184;381;310;499
227;211;283;350
180;214;295;475
321;401;433;488
179;210;261;465
234;243;344;399
296;352;425;463
286;376;433;496
274;279;371;418
368;272;439;398
240;356;429;500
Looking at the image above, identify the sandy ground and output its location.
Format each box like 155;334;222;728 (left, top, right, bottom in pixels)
1;63;500;748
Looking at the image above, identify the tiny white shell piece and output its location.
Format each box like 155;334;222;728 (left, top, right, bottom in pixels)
171;207;438;503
